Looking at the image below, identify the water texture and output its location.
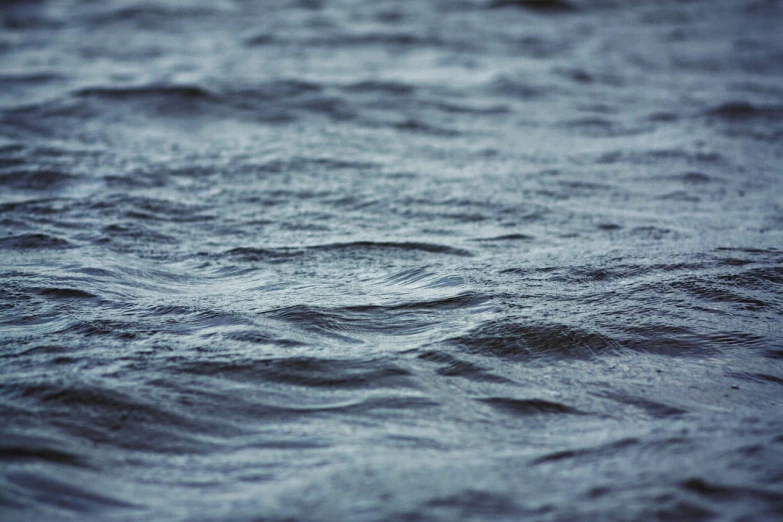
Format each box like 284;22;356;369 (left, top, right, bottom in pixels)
1;0;782;520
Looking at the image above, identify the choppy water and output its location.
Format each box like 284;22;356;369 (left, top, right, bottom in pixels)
1;0;783;520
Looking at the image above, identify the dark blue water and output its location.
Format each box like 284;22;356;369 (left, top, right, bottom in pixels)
1;0;782;520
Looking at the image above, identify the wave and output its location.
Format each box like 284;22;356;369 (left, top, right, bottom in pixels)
447;318;619;359
264;292;486;339
181;356;415;390
532;437;639;465
705;101;783;120
34;288;97;299
0;233;71;249
3;470;138;513
0;434;90;469
224;241;473;264
309;240;474;257
478;397;585;415
0;168;78;190
489;0;577;12
417;350;513;383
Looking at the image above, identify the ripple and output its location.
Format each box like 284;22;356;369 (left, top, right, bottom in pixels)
726;372;783;386
0;233;71;249
705;101;783;120
5;470;137;512
417;350;512;383
308;241;474;257
532;437;640;465
478;397;584;416
343;80;416;95
447;319;618;360
75;84;216;103
489;0;577;12
35;288;97;299
182;357;414;389
0;435;89;469
264;292;485;338
616;324;715;357
0;169;77;190
471;233;535;242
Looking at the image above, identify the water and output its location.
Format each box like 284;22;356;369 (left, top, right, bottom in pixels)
1;0;782;520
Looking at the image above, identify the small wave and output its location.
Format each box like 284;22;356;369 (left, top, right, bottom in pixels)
99;222;178;247
594;390;688;418
615;323;715;357
280;31;444;49
655;190;701;202
309;241;474;257
0;233;70;249
224;330;305;347
346;292;489;313
592;148;727;167
726;372;783;386
9;380;239;453
532;437;640;465
196;394;438;420
76;84;215;102
54;320;149;341
223;240;475;264
35;288;97;299
263;304;364;339
5;471;138;512
380;266;441;287
677;171;716;184
563;117;630;137
343;80;416;95
85;4;218;27
93;195;211;223
72;84;222;119
597;223;622;231
0;157;24;169
378;266;465;288
250;155;379;175
418;350;512;383
489;0;577;12
0;72;65;86
717;266;783;288
671;279;769;311
705;331;770;349
223;247;301;263
391;118;460;136
431;100;510;115
478;397;584;415
424;490;520;518
182;357;414;389
555;67;593;84
0;169;77;190
679;476;783;505
2;80;357;131
486;75;547;99
448;318;617;359
0;5;62;31
0;435;89;469
264;293;484;338
705;101;783;120
471;233;535;242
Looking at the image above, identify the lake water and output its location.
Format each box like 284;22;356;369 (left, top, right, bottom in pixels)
1;0;782;520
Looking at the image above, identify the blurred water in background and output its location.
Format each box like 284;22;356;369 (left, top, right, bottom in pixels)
1;0;782;520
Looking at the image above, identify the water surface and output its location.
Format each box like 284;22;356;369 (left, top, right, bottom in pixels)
1;0;782;520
